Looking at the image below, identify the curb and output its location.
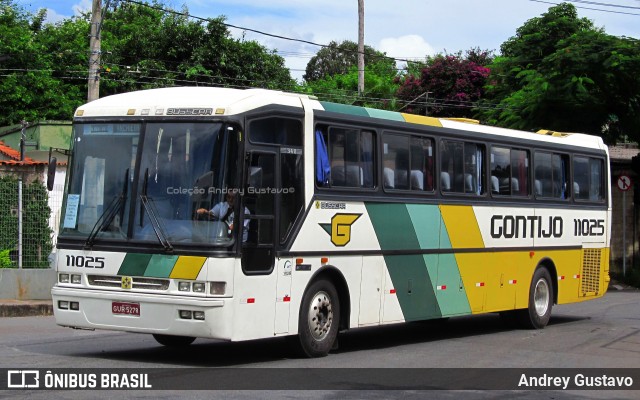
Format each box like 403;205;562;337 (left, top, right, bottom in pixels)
0;301;53;318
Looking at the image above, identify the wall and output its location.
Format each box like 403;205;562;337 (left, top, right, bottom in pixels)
0;268;56;300
610;160;639;276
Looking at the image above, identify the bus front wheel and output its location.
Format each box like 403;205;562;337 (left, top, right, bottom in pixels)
152;334;196;347
294;279;340;358
518;267;553;329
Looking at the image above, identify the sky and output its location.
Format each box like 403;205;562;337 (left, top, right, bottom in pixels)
14;0;640;81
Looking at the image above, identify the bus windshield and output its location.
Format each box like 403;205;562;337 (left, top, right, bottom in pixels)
60;121;239;249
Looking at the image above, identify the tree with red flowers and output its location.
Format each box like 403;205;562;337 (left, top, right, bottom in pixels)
396;48;492;118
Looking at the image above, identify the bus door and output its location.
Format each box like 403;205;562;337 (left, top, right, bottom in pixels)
241;150;276;273
241;145;304;334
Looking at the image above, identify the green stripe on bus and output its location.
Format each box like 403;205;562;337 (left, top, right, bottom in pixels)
320;102;370;118
406;204;441;249
364;107;405;122
366;203;442;320
118;253;152;276
144;254;179;278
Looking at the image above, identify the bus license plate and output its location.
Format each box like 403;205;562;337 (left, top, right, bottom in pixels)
112;301;140;316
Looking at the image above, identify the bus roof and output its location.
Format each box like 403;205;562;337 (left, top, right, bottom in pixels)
75;87;607;153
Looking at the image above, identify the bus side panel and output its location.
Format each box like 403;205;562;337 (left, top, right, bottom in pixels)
231;260;278;341
439;205;487;313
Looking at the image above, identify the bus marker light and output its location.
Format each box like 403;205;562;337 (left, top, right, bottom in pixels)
296;258;304;265
127;109;136;115
529;251;535;258
558;276;565;281
390;289;396;294
437;285;447;290
574;274;581;279
247;298;255;304
283;296;291;302
321;257;329;264
210;282;226;295
476;282;485;287
509;280;517;285
193;311;205;320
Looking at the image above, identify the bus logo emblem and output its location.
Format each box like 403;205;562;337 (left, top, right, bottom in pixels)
121;276;133;289
319;213;361;247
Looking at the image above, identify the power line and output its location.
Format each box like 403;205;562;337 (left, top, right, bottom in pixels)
119;0;419;65
529;0;640;15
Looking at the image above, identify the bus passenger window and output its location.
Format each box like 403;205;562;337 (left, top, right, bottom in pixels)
442;140;485;195
534;152;569;200
491;147;529;196
320;126;375;189
573;156;605;202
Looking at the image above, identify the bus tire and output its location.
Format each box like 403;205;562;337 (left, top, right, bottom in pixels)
152;334;196;347
518;267;553;329
295;279;340;358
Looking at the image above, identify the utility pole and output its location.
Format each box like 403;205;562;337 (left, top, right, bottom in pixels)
87;0;102;102
357;0;365;96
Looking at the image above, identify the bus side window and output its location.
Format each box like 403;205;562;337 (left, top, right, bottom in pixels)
323;126;375;189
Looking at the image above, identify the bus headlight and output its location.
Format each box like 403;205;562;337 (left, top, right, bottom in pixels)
71;274;82;284
59;274;70;283
192;282;205;293
178;282;191;292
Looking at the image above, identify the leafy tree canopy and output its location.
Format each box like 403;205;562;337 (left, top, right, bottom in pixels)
396;48;493;118
0;0;293;126
478;3;640;143
303;40;395;83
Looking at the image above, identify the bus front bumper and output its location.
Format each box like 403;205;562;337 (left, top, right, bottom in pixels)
51;286;232;340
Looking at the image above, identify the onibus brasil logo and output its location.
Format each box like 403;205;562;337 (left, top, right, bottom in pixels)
319;213;361;247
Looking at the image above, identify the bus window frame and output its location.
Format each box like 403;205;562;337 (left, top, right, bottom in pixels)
489;144;532;199
571;154;607;204
314;122;378;193
439;138;488;198
381;131;436;195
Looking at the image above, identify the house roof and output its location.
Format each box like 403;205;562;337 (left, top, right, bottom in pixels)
609;144;639;162
0;140;48;165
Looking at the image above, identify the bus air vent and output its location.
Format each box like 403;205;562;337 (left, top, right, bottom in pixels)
580;249;601;296
88;275;169;291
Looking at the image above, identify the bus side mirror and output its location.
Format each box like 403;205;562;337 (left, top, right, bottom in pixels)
47;157;57;191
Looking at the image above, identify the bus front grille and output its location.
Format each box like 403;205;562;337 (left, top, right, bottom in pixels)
581;249;602;296
87;275;170;291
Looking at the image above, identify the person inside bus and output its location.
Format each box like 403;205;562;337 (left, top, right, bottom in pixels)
196;192;250;242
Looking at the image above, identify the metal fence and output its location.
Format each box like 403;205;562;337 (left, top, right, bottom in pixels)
0;176;58;268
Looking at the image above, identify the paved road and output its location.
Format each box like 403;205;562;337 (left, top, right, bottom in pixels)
0;291;638;399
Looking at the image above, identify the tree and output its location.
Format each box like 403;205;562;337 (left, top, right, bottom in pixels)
302;40;398;108
0;0;294;126
302;60;400;110
396;49;492;118
478;3;640;143
0;0;74;125
304;40;394;83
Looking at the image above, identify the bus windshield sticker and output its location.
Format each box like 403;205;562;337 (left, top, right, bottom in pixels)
63;194;80;228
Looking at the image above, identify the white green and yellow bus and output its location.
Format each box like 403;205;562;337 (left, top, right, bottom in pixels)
51;87;611;357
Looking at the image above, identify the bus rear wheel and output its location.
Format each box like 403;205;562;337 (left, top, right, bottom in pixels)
294;279;340;358
152;334;196;347
518;267;553;329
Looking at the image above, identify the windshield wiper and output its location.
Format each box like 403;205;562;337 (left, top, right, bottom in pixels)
139;168;173;252
84;168;129;248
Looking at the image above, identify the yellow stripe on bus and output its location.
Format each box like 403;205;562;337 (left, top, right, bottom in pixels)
169;256;207;280
439;205;484;249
